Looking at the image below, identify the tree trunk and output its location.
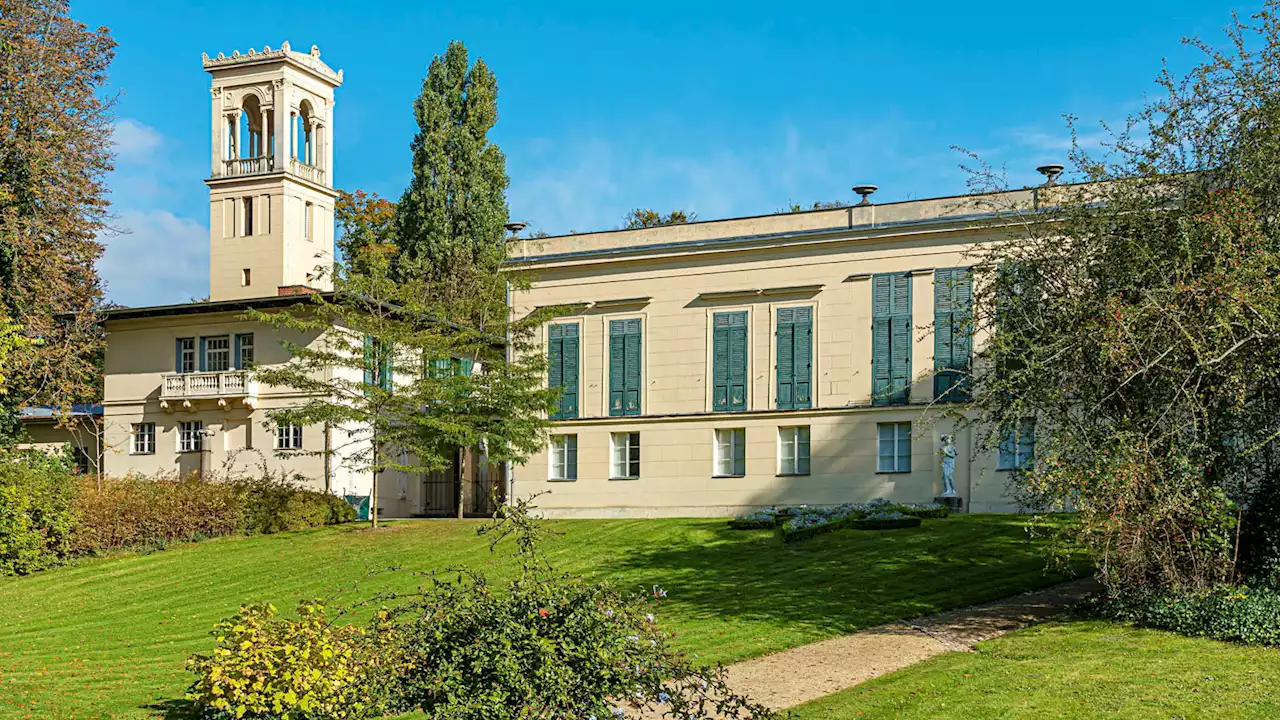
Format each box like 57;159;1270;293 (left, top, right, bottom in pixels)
456;446;466;520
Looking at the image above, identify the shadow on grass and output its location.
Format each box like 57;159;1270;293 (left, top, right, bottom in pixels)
144;698;200;720
596;515;1085;639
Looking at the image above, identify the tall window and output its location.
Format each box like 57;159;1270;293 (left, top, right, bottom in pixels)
872;273;912;405
177;338;196;374
712;311;748;412
204;336;231;372
877;422;912;473
274;422;303;450
999;420;1036;470
243;197;254;236
241;268;252;287
610;432;640;479
608;319;642;416
304;202;313;241
714;428;746;477
934;267;974;402
549;434;578;481
178;421;203;453
547;323;579;419
778;426;810;475
131;423;155;455
236;333;255;368
776;306;813;409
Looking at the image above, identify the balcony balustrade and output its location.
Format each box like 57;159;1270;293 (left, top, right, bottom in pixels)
160;371;258;410
220;155;274;177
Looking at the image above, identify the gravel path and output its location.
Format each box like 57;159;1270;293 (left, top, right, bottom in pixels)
640;577;1099;716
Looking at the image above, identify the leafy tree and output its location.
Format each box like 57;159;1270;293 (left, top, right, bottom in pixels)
960;3;1280;593
0;0;112;429
394;41;509;289
622;208;696;229
250;191;556;528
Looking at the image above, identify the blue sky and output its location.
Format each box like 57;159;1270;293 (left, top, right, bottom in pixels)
78;0;1246;307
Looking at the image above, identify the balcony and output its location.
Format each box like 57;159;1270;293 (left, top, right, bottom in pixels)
220;155;274;178
160;371;259;410
289;158;325;185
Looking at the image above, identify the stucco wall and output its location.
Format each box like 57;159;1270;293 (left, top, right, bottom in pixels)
511;210;1020;517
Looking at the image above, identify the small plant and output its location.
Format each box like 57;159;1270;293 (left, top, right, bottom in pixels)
186;601;393;720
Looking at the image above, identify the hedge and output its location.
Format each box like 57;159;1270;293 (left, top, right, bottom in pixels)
847;515;922;530
1093;585;1280;646
726;519;776;530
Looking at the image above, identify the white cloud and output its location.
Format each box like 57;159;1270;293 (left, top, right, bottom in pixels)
99;210;207;307
112;118;165;164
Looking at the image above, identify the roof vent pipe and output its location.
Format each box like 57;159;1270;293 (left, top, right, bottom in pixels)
1036;164;1064;186
852;185;878;206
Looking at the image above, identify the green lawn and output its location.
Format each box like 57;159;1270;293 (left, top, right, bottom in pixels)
791;620;1280;719
0;514;1080;719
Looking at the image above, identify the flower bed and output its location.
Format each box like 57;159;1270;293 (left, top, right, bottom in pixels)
730;499;944;542
846;511;922;531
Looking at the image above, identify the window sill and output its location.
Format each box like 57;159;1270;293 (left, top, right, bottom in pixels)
129;451;155;456
547;477;577;482
609;476;640;481
776;472;810;477
875;470;912;475
177;450;202;454
712;474;745;479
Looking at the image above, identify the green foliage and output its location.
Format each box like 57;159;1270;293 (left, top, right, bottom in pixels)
622;208;696;228
395;40;509;282
961;4;1280;593
1091;585;1280;646
371;497;778;719
250;192;556;528
0;450;77;575
186;601;393;720
779;200;850;213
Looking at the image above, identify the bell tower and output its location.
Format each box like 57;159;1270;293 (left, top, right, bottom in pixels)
202;42;342;301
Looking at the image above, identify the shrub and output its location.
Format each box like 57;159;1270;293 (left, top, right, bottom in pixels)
232;474;354;534
898;503;949;519
1093;585;1280;646
186;601;393;720
0;451;78;575
847;511;922;531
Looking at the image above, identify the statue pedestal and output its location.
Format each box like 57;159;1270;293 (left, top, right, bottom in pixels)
934;496;964;513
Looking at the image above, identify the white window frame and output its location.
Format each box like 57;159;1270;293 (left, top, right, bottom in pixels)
610;432;640;479
877;422;912;473
178;421;203;453
237;333;255;367
130;422;155;455
274;422;303;450
998;420;1036;471
549;434;578;481
204;336;231;372
778;425;811;476
178;338;196;374
714;428;746;477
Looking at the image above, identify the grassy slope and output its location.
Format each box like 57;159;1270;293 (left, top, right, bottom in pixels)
0;514;1080;719
792;620;1280;719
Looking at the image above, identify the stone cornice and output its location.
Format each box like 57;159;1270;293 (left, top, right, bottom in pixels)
202;41;343;85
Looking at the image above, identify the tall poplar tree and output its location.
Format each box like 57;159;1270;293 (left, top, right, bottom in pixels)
0;0;113;431
395;41;509;291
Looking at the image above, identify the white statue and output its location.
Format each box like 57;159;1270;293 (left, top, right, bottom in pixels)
939;434;957;498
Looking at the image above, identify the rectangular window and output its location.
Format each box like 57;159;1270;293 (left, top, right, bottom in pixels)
204;336;231;372
610;432;640;479
241;268;252;287
548;323;579;419
243;197;254;236
714;428;746;477
72;447;91;474
872;273;912;406
178;421;203;453
934;267;974;402
260;194;271;234
549;434;578;481
778;425;811;476
304;201;313;242
176;338;196;374
877;422;912;473
130;423;155;455
608;319;642;416
712;311;748;412
274;422;303;450
236;333;255;368
776;306;813;409
999;419;1036;470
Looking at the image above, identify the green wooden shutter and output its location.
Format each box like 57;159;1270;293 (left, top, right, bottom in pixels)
890;274;911;404
728;312;748;411
793;307;812;409
952;268;973;396
623;319;642;416
713;314;730;410
873;274;911;405
776;308;795;409
934;267;973;402
608;320;626;416
560;324;579;418
713;311;747;412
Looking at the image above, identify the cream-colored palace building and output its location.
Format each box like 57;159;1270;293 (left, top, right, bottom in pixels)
508;189;1043;517
93;40;1036;519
